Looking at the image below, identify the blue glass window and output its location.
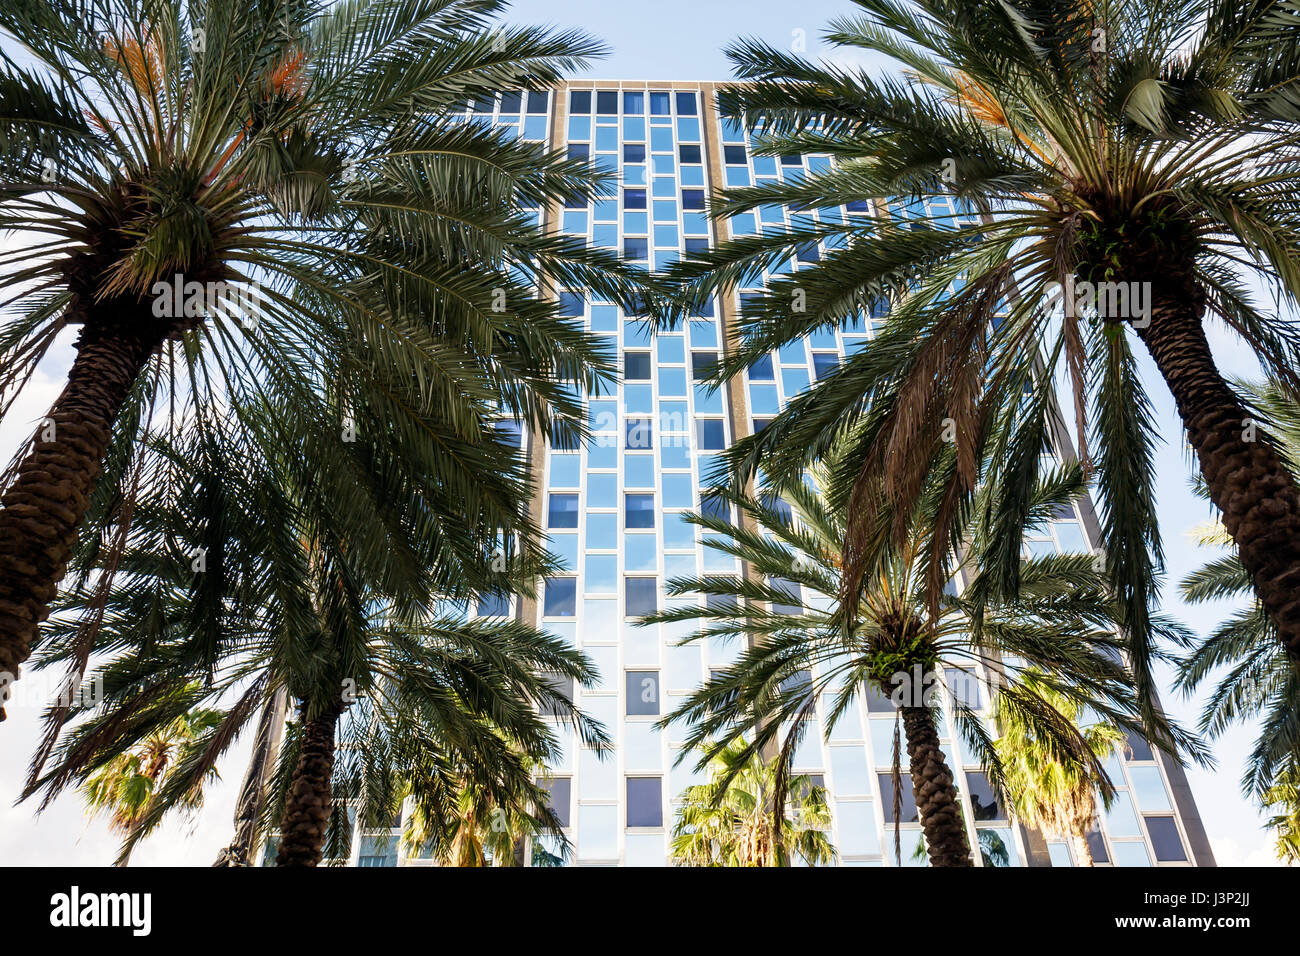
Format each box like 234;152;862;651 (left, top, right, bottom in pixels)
748;354;775;381
549;454;580;488
812;352;839;380
625;579;659;617
570;90;592;113
678;144;701;164
595;126;617;151
568;116;591;140
558;292;584;317
623;91;645;114
681;189;706;211
548;493;579;529
624;143;646;163
596;90;618;114
624;189;647;210
544;578;577;617
675;91;697;115
625;417;653;450
625;351;652;380
649;91;671;115
526;91;548;113
624;237;648;260
696;419;726;450
625;494;656;529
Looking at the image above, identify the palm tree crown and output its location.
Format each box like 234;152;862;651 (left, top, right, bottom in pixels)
670;737;835;867
642;457;1196;865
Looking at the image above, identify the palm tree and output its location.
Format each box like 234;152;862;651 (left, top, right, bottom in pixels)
643;460;1197;866
670;737;835;867
398;755;561;867
79;699;222;864
660;0;1300;711
0;0;643;722
992;670;1122;866
1176;379;1300;804
1263;764;1300;865
25;420;609;866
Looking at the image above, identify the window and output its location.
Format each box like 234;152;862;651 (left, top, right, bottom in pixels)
624;188;647;209
753;417;774;432
701;491;731;523
476;592;510;617
567;144;589;162
945;667;983;709
526;91;548;113
681;189;706;210
695;419;726;450
624;236;648;260
625;493;655;529
544;577;576;617
684;238;709;256
691;350;718;380
556;291;582;317
879;773;919;823
625;418;653;450
548;493;579;528
964;771;1006;821
539;673;574;717
781;153;802;166
748;354;775;381
678;144;702;164
623;91;645;114
543;777;572;828
1124;730;1154;761
675;91;697;115
1144;817;1187;862
626;777;663;827
812;352;839;380
1085;822;1110;863
723;144;747;165
650;91;671;115
570;90;592;114
596;90;618;114
624;143;646;163
625;352;651;380
626;671;660;716
769;578;802;615
625;577;658;615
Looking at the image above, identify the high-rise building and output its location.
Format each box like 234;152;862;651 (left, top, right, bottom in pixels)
265;80;1215;868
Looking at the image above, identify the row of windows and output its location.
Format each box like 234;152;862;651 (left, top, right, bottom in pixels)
568;89;698;117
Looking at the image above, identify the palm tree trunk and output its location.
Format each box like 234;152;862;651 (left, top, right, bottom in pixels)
1069;829;1095;867
214;686;288;866
901;705;973;866
275;700;343;867
0;322;164;720
1135;289;1300;663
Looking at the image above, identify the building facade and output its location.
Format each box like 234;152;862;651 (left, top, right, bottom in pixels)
268;80;1215;868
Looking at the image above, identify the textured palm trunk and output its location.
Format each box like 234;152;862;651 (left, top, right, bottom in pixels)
1134;283;1300;663
0;320;164;720
1069;829;1095;867
275;701;343;867
214;686;288;866
901;705;973;866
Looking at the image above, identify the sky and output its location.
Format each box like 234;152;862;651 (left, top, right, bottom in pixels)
0;0;1281;866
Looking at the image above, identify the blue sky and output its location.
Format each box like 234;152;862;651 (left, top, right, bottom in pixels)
503;0;1277;864
0;0;1277;865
